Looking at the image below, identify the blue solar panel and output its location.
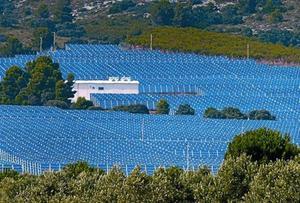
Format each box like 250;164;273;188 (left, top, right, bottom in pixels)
0;44;299;175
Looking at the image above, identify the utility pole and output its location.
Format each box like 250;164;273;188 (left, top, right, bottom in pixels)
53;32;56;52
40;37;43;53
150;34;153;51
247;43;250;59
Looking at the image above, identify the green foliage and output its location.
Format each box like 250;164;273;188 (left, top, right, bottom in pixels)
128;27;300;63
156;99;170;114
175;104;195;115
150;0;175;25
221;107;247;119
71;97;94;110
35;3;50;19
216;154;258;202
0;36;28;56
226;128;300;163
0;153;299;202
204;107;276;120
257;29;300;47
0;170;19;182
248;109;276;120
0;56;75;106
33;27;53;51
0;0;16;27
0;66;29;104
53;0;73;24
62;161;104;178
113;104;149;114
45;100;69;109
245;158;300;202
109;0;136;14
87;106;104;111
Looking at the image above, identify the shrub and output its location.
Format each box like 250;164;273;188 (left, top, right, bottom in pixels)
226;128;300;163
156;99;170;114
45;100;69;109
71;97;94;110
113;104;149;114
248;109;276;120
175;104;195;115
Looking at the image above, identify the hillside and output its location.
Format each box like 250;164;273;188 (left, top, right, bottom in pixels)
128;27;300;64
0;0;300;61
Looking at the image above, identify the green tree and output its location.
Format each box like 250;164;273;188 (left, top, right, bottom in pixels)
71;97;94;110
0;36;27;56
54;0;73;23
33;27;53;51
226;128;300;163
45;100;69;109
150;167;189;202
175;104;195;115
35;3;50;19
156;99;170;114
204;107;225;119
22;56;63;105
248;109;275;120
245;158;300;202
93;166;125;202
222;107;247;119
0;66;28;104
216;154;258;202
150;0;175;25
113;104;149;114
237;0;257;14
119;166;151;202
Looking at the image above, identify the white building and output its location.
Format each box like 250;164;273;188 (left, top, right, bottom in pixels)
73;77;139;101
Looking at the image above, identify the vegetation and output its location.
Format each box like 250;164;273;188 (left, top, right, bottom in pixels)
175;104;195;115
0;56;75;106
156;99;170;114
0;128;299;202
112;104;149;114
1;0;300;61
128;27;300;63
226;128;299;163
70;97;94;110
204;107;276;120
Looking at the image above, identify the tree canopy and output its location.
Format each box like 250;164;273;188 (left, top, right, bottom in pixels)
226;128;299;163
175;104;195;115
0;56;75;107
156;99;170;114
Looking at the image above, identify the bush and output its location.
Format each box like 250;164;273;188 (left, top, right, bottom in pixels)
113;104;149;114
226;128;300;163
222;107;247;119
71;97;94;110
175;104;195;115
204;107;225;119
204;107;276;120
87;106;104;111
156;99;170;114
245;158;300;202
45;100;69;109
248;109;276;120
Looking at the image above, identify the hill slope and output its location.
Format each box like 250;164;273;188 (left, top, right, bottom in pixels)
128;27;300;64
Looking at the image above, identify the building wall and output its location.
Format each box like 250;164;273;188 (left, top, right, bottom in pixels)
73;82;139;101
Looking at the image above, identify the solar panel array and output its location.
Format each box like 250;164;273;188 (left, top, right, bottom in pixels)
0;105;299;175
0;44;299;174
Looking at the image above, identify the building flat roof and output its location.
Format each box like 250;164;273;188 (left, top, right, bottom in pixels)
74;80;140;84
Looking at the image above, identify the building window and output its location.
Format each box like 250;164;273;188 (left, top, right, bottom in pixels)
98;87;104;90
91;86;95;89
